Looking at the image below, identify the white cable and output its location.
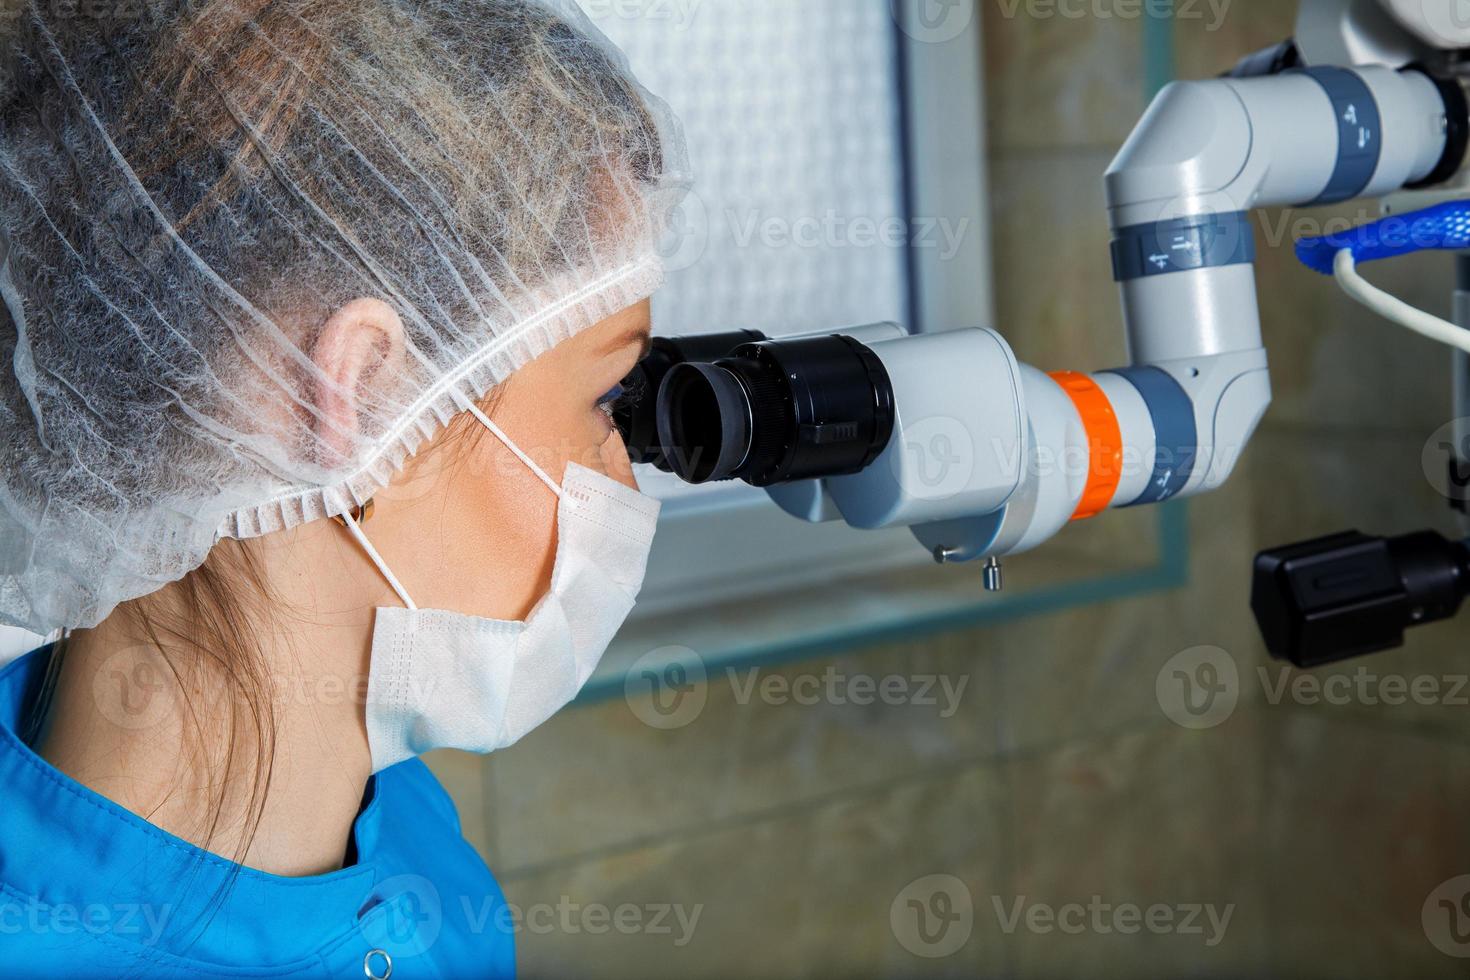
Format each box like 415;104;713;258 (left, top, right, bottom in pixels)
1333;248;1470;355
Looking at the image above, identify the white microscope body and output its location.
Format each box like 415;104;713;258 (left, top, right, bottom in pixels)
745;0;1470;582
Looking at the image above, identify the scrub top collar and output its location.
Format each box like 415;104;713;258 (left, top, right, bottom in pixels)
0;647;389;966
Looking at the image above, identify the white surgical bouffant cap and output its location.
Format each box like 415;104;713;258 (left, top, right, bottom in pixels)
0;0;687;633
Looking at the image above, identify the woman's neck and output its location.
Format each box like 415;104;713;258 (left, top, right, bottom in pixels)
35;603;378;877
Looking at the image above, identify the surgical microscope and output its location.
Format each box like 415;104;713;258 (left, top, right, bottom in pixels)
616;0;1470;670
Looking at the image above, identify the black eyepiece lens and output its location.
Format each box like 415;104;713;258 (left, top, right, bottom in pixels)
654;335;895;488
657;362;752;484
614;330;767;469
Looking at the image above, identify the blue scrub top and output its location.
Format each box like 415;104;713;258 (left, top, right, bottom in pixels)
0;647;516;978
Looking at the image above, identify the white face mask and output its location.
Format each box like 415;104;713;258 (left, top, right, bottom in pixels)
340;393;660;774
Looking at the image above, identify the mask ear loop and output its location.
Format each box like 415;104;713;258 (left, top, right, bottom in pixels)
337;388;565;611
338;505;419;611
450;388;566;501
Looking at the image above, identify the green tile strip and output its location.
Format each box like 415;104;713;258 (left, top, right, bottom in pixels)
1145;0;1177;100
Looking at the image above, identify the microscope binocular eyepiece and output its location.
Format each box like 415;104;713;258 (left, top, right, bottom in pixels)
616;323;910;483
655;335;895;487
615;330;766;470
616;322;1026;536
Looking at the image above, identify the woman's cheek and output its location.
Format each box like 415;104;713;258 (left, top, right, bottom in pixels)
599;429;638;489
526;388;607;476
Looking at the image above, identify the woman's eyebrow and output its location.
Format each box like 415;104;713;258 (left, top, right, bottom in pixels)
601;323;653;360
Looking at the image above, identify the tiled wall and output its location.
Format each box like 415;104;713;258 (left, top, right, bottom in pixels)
428;3;1470;976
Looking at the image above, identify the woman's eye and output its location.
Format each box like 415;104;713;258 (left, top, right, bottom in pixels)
602;377;648;408
597;383;626;409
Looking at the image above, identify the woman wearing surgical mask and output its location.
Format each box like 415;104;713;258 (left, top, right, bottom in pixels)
0;1;684;974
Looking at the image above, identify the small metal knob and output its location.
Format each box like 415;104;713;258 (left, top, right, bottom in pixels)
983;557;1003;592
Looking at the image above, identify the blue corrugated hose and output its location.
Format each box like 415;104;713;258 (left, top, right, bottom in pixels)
1296;199;1470;274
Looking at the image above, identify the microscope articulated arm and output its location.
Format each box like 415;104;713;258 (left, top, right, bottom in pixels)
638;56;1464;574
913;64;1458;563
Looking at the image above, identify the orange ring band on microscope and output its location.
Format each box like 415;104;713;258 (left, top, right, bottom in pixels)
1048;371;1124;521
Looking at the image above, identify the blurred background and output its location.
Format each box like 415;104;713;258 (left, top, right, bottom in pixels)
420;0;1470;976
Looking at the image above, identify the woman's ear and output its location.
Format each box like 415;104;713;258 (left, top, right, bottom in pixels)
311;297;405;466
